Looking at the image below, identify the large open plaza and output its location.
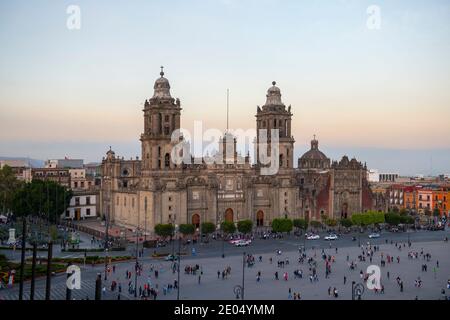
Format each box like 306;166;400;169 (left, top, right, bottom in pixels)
1;228;449;300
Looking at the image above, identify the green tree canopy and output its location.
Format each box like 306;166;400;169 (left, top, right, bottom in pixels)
339;218;353;228
0;165;22;214
351;211;385;226
221;221;236;234
433;208;440;217
154;223;175;239
237;220;253;234
179;224;195;236
293;218;308;230
325;218;337;227
385;213;401;225
400;215;414;224
11;180;72;222
271;218;293;233
201;222;215;235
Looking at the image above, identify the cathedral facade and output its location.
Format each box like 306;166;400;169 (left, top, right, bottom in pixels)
100;70;375;235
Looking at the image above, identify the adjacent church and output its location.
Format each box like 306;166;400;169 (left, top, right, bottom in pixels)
100;69;375;235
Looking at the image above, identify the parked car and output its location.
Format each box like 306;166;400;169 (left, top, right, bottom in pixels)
164;254;178;261
368;233;380;239
306;233;320;240
235;239;251;247
229;238;243;244
324;234;338;241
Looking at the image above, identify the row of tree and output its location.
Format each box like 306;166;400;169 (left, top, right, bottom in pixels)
154;210;421;238
0;165;72;222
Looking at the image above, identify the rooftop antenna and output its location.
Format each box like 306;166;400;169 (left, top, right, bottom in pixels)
430;156;433;177
226;88;229;132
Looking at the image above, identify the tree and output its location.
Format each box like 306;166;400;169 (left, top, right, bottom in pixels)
293;218;308;230
433;208;440;217
237;220;253;234
271;218;293;233
11;180;72;222
385;213;401;225
0;165;22;214
201;222;215;235
352;211;385;227
325;218;337;228
339;218;353;228
179;224;195;237
221;221;236;234
154;223;175;239
400;215;414;225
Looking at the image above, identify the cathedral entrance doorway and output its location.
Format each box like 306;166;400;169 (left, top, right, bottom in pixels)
341;203;348;219
192;214;200;229
225;208;234;223
256;210;264;227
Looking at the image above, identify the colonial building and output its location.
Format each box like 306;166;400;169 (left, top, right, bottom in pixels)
100;69;376;235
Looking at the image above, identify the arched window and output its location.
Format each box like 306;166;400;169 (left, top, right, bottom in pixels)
279;154;283;167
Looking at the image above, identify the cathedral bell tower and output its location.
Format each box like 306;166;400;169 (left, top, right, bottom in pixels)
256;81;294;170
141;67;182;172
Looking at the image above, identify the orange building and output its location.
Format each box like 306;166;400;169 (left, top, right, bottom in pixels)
403;186;421;212
432;186;449;217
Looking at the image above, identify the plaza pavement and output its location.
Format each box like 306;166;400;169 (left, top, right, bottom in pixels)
1;231;449;300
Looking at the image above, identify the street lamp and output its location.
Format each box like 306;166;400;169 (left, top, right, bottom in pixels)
134;227;139;298
176;225;180;300
242;251;245;300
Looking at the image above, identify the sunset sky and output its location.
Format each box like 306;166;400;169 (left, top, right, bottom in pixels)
1;0;449;175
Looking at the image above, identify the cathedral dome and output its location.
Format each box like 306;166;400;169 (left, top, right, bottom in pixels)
300;138;328;161
299;137;330;169
152;67;172;99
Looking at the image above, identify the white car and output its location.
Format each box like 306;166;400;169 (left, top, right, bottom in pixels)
229;239;242;244
324;234;338;241
306;234;320;240
368;233;380;239
235;239;251;247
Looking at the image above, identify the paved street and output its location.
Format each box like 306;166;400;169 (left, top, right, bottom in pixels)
1;228;449;300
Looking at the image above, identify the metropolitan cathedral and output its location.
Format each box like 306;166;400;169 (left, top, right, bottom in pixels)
100;69;375;234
